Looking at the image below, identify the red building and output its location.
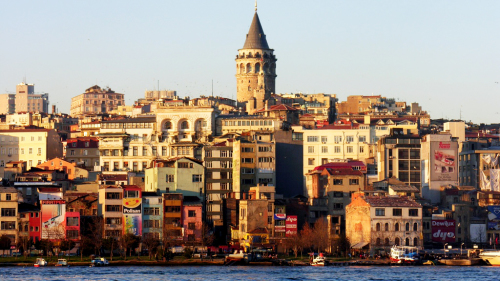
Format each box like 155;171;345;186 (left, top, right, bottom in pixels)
65;212;80;240
29;210;42;243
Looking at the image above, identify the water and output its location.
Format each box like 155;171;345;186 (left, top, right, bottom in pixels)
1;265;499;281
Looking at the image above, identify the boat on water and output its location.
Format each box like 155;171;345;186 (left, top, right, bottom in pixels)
479;250;500;266
390;246;419;264
34;258;47;267
310;253;327;266
55;259;68;266
90;257;109;267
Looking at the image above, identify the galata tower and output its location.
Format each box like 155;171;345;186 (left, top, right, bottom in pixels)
235;5;277;114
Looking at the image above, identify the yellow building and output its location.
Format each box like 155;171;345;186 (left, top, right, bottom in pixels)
0;187;20;245
70;85;124;117
0;128;63;176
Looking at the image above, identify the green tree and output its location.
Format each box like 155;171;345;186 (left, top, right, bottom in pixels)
17;236;31;259
59;239;76;255
120;233;140;260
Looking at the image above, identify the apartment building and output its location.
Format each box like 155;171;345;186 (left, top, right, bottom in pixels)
70;85;124;117
0;187;19;245
238;184;276;242
144;157;204;199
0;128;63;175
346;193;423;254
142;192;163;240
98;186;124;238
0;82;49;114
163;193;183;244
65;137;100;170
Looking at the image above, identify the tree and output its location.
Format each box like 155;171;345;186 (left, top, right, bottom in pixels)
103;237;119;261
334;233;351;258
17;236;31;259
120;233;140;260
312;217;329;253
0;235;11;256
59;239;76;256
299;223;313;257
87;217;103;256
142;235;160;260
39;239;54;259
79;236;93;261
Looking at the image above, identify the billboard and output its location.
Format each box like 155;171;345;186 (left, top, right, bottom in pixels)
285;215;297;237
430;141;458;181
432;219;455;243
41;200;66;239
275;226;286;233
274;214;286;220
123;197;142;236
487;206;500;230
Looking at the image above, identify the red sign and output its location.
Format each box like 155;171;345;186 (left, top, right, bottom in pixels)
41;200;66;205
286;215;297;237
275;226;286;233
432;220;455;243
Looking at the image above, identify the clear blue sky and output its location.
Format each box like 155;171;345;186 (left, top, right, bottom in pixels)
1;1;499;124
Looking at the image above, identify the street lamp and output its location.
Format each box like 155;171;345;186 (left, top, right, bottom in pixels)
461;243;465;256
444;243;448;257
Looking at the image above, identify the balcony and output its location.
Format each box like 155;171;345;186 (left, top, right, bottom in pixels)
99;139;124;149
105;224;122;229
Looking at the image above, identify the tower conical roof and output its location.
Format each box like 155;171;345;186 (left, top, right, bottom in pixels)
242;12;269;49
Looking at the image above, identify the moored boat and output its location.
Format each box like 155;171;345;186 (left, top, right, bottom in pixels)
310;253;327;266
479;250;500;266
34;258;47;267
55;259;68;266
390;246;419;264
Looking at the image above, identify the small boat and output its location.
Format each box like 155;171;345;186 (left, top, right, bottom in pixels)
390;246;419;264
479;250;500;266
310;253;327;266
55;259;68;266
34;258;47;267
90;257;109;267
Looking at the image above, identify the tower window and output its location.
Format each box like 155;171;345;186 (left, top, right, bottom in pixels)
246;63;252;73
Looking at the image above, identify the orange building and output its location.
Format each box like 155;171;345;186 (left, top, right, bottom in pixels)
37;157;88;180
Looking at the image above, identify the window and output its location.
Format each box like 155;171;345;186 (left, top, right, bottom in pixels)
258;146;272;152
376;223;381;231
188;210;196;217
349;179;359;185
292;133;303;141
307;136;318;142
242;158;254;163
162;146;167;156
413;222;418;231
188;223;196;230
1;221;15;230
360;146;365;153
321;146;328;153
334;146;341;153
106;193;121;199
133;147;138;156
124;190;138;198
144;208;160;216
166;175;174;182
393;209;402;216
308;158;315;165
334;136;342;142
105;205;122;212
395;223;400;231
333;179;343;185
321;136;327;143
385;223;389;231
346;146;353;153
6;194;11;201
359;136;366;142
308;146;314;153
242;147;253;153
29;148;33;154
375;208;385;216
142;147;148;156
37;148;42;154
192;174;202;182
258;157;273;163
67;217;79;226
346;136;354;142
1;208;16;217
242;168;254;174
409;209;419;217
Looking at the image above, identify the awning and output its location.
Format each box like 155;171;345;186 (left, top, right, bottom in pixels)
351;242;369;249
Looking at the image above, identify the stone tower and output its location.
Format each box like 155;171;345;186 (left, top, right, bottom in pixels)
235;8;277;114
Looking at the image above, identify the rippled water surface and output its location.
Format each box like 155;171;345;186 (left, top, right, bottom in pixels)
1;265;500;280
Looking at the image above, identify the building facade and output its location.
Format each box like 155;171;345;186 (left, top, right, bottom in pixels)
70;85;124;117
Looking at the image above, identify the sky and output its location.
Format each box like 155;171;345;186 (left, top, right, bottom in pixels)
0;1;499;124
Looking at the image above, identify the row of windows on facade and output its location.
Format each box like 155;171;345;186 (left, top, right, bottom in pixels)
388;149;421;159
224;120;274;127
307;136;367;143
0;136;44;142
374;222;419;232
84;94;123;99
0;147;43;156
165;174;203;183
163;120;207;130
375;208;419;217
84;106;117;112
240;157;274;163
0;194;13;201
237;62;275;75
375;237;419;247
84;100;121;105
307;146;365;154
204;150;233;157
101;146;194;157
103;161;148;172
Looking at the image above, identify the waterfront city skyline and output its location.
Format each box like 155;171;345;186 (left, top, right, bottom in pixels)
0;0;499;124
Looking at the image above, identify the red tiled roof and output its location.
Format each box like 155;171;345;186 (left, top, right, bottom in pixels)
256;104;298;112
322;168;363;176
364;196;421;208
313;161;366;171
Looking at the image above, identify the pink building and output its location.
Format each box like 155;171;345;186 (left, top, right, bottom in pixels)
182;197;202;243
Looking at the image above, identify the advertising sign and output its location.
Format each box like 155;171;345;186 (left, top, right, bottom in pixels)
432;220;455;243
41;200;66;239
274;214;286;220
123;198;142;236
275;226;286;233
430;141;458;181
487;206;500;230
285;215;297;237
